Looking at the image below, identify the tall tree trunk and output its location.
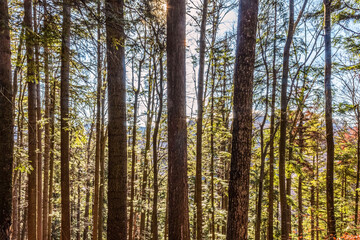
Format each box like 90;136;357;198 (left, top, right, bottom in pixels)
93;1;102;235
267;3;277;238
151;54;164;240
226;0;259;239
34;3;43;237
129;57;142;240
106;0;128;238
324;0;336;237
311;155;315;240
0;0;13;238
166;0;190;238
60;0;71;238
98;96;106;240
195;1;208;239
25;0;38;238
42;1;50;239
279;0;294;238
298;112;304;239
48;75;56;240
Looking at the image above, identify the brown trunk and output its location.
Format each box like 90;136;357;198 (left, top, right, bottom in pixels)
129;57;142;240
48;75;56;240
195;1;208;239
140;60;155;239
25;0;38;238
60;0;71;238
83;122;94;240
226;0;258;239
267;3;277;238
151;54;164;240
0;0;13;238
93;1;102;236
34;3;43;238
167;0;190;238
98;97;106;239
324;0;336;238
106;0;128;238
210;56;216;240
298;112;304;239
279;0;294;238
311;156;315;240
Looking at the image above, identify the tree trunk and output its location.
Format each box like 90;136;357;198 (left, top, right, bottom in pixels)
0;0;13;238
93;1;102;235
25;0;38;238
34;3;43;237
356;106;360;227
60;0;71;238
106;0;128;238
267;3;277;238
151;54;164;240
298;112;304;239
129;58;142;240
166;0;190;238
226;0;259;239
42;1;50;239
324;0;336;238
195;1;208;239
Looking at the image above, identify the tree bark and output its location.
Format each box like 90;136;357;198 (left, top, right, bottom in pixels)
226;0;259;239
25;0;38;238
60;0;71;238
166;0;190;238
324;0;336;238
0;0;13;238
195;1;208;239
106;0;128;238
356;106;360;227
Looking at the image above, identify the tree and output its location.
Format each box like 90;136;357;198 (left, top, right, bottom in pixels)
166;0;190;239
106;0;128;238
60;0;71;238
0;0;13;238
324;0;336;238
195;1;208;239
25;0;38;238
226;0;259;239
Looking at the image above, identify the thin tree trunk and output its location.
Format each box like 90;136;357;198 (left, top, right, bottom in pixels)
25;0;38;238
48;75;56;240
267;2;277;238
60;0;71;238
195;1;208;239
0;0;13;238
324;0;336;237
98;97;106;240
226;0;259;239
93;1;102;235
167;0;190;238
106;0;128;238
129;57;142;240
151;54;164;240
298;112;304;239
42;1;50;239
311;155;315;240
34;3;43;237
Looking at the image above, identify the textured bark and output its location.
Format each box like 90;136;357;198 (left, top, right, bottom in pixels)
25;0;38;238
48;76;56;240
129;58;142;240
324;0;336;238
0;0;13;238
42;1;50;239
106;0;128;238
195;1;208;239
33;3;43;238
226;0;258;239
279;0;294;238
151;54;164;240
60;0;71;238
298;112;304;239
267;3;277;239
166;0;190;238
93;1;102;235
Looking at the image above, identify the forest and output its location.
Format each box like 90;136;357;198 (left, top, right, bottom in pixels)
0;0;360;239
